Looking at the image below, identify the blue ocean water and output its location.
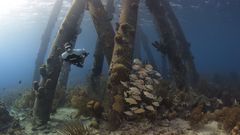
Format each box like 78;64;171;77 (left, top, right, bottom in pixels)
0;0;239;94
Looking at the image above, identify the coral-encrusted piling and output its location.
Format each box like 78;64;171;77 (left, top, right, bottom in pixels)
160;0;199;86
33;0;86;125
146;0;187;89
88;0;115;65
88;0;115;96
137;26;157;68
105;0;115;20
107;0;140;130
90;39;105;95
91;39;104;79
32;0;63;82
56;4;85;92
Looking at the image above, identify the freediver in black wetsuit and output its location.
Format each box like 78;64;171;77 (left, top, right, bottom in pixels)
61;42;89;68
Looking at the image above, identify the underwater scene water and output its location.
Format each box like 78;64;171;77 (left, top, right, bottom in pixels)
0;0;240;134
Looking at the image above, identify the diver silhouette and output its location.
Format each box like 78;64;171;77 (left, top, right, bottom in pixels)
61;42;89;68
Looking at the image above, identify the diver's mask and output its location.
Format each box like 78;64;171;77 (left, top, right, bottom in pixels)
64;42;72;52
66;47;72;52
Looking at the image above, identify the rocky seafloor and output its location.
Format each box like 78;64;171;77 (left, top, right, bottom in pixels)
0;106;229;135
0;107;229;135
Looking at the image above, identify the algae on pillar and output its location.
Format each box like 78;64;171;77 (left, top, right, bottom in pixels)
32;0;63;82
107;0;140;130
33;0;86;125
146;0;187;89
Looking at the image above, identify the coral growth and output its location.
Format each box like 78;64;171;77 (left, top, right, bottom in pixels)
110;63;130;83
188;106;240;133
0;102;20;133
112;95;124;113
230;122;240;135
15;90;35;109
86;100;104;118
115;33;124;44
69;88;104;118
209;106;240;131
189;104;206;128
70;90;91;117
